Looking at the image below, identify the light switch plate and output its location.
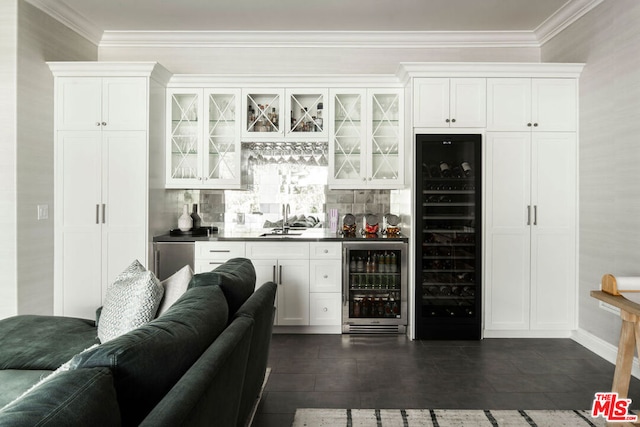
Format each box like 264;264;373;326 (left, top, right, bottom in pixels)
37;204;49;220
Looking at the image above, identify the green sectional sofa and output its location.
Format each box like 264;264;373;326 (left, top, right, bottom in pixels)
0;258;276;427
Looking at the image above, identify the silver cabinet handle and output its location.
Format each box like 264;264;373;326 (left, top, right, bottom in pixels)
96;204;100;224
279;265;283;285
527;205;531;225
102;204;106;224
272;265;276;283
534;205;538;225
209;250;230;253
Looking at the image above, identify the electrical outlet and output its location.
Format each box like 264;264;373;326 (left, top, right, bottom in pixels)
37;204;49;220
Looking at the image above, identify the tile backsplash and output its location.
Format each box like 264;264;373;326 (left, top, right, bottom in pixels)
164;188;391;230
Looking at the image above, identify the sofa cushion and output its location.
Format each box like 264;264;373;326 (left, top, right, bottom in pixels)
188;257;256;322
157;264;193;317
98;260;164;343
0;370;53;409
70;285;229;426
0;315;98;370
0;367;120;427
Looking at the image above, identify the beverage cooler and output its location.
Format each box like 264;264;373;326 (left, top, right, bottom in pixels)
415;134;481;340
343;242;408;334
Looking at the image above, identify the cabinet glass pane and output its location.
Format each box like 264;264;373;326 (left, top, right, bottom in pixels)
170;93;199;179
371;94;400;180
208;93;236;180
290;93;324;133
333;94;362;179
246;93;280;133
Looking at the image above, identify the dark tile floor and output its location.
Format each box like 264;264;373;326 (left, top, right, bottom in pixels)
251;334;640;427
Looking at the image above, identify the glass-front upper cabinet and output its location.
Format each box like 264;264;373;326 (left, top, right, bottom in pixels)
241;89;285;139
285;89;328;140
166;88;242;189
329;88;403;189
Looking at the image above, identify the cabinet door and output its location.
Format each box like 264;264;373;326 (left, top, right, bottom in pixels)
102;78;147;131
413;78;450;128
285;89;328;140
531;79;577;132
56;78;102;131
242;89;285;139
310;293;342;326
203;89;242;188
56;131;102;318
277;259;310;326
530;133;577;330
101;131;148;294
167;89;203;187
484;132;532;330
486;78;532;131
329;89;367;187
368;89;403;187
450;78;486;128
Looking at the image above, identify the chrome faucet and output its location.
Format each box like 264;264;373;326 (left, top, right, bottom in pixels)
282;203;290;233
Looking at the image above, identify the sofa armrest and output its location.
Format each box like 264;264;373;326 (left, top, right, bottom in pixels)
0;315;98;370
139;316;254;427
234;281;277;427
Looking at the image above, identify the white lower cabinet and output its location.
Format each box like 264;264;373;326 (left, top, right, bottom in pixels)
246;242;310;326
309;243;342;326
194;241;246;274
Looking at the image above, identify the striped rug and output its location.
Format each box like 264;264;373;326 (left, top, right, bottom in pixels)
292;409;609;426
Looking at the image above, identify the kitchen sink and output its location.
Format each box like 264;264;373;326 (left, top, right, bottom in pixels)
258;232;303;238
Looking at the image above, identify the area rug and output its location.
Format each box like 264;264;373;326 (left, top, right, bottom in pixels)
292;408;609;426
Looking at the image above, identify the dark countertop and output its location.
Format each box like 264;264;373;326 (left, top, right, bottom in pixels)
153;227;408;243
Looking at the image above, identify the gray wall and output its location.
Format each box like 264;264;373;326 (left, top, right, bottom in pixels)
0;0;97;318
542;0;640;345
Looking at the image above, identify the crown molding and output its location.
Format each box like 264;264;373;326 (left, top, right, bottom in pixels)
99;30;540;49
25;0;601;50
535;0;605;46
24;0;102;46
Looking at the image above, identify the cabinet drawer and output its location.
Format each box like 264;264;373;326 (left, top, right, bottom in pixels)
245;242;309;260
310;242;342;259
309;292;342;326
309;260;342;293
195;241;245;260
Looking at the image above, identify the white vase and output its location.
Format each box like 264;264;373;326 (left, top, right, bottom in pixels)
178;204;193;232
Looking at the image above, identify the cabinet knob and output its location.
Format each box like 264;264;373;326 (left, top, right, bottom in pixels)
533;123;538;127
445;119;450;123
95;122;101;127
101;122;107;126
323;275;328;279
451;118;456;123
527;123;532;127
362;178;367;182
323;307;328;312
324;249;329;253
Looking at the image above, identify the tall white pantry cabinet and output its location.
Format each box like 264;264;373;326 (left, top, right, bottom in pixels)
49;62;170;319
401;63;583;338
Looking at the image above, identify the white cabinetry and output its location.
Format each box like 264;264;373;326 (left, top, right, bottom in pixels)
413;78;486;128
194;241;246;274
166;88;242;189
329;89;404;189
246;242;310;326
486;78;577;132
50;62;169;319
309;243;342;326
484;132;577;334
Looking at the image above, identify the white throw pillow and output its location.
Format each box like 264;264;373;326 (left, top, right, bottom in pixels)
156;265;193;317
97;260;164;343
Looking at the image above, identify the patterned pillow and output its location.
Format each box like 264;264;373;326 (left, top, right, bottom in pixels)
97;260;164;343
156;265;193;317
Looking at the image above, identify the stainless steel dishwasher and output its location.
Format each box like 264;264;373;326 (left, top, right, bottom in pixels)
153;242;195;281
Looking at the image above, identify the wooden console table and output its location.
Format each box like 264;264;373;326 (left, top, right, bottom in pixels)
591;290;640;426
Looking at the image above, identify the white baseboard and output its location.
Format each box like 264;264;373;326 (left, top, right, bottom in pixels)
571;328;640;380
483;329;573;338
